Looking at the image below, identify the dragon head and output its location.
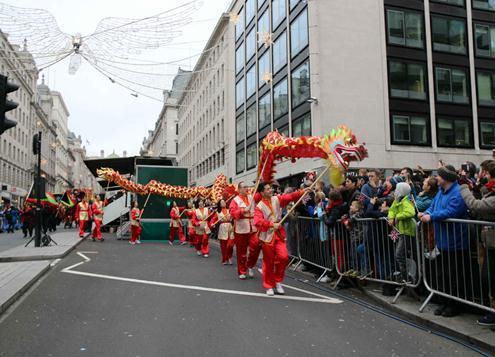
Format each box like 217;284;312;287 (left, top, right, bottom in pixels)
322;126;368;172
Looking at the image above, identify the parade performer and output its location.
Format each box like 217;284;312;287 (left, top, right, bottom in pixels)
192;199;211;257
75;197;91;238
91;195;104;242
183;200;195;247
229;181;261;279
130;201;142;245
254;183;306;296
210;199;234;265
169;201;186;246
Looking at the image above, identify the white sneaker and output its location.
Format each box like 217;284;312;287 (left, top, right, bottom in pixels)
129;241;136;245
266;288;275;296
239;274;247;280
136;240;141;244
228;259;233;265
275;283;285;295
168;241;173;246
248;268;254;278
319;276;331;283
203;254;209;258
197;251;202;256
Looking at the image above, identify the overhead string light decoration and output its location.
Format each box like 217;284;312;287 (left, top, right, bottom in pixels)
0;0;205;89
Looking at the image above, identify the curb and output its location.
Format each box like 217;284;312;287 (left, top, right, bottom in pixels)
359;285;495;355
0;235;87;263
0;262;51;316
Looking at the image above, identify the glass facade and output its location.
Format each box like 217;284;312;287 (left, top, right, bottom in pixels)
480;121;495;147
474;0;495;11
437;118;473;148
431;16;467;54
475;24;495;58
387;10;424;48
389;61;427;100
290;9;309;58
435;67;469;103
477;71;495;106
235;0;310;174
392;115;429;145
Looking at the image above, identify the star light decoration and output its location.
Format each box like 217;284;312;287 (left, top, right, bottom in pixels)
257;31;273;49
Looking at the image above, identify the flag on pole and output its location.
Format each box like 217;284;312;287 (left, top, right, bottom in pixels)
60;190;75;207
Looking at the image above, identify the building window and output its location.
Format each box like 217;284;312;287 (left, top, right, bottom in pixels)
386;9;424;48
235;8;244;41
474;0;495;11
475;24;495;58
435;67;469;103
273;31;287;74
236;77;245;108
246;66;256;99
391;114;429;145
431;16;466;54
246;143;258;169
272;0;286;29
236;114;245;144
477;71;495;106
246;104;257;137
480;121;495;148
389;60;427;100
273;79;289;119
290;9;308;58
236;44;244;74
258;52;270;87
290;0;299;10
246;28;256;61
437;117;473;148
176;142;179;154
291;60;310;108
258;0;265;8
292;113;311;137
236;149;245;174
431;0;465;5
258;11;270;48
246;0;256;25
259;93;271;130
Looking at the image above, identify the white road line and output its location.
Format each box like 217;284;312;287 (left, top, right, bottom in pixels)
77;252;91;262
62;264;342;304
79;251;99;254
256;268;341;302
50;259;61;267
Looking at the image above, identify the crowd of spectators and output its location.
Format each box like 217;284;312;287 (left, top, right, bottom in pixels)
283;159;495;327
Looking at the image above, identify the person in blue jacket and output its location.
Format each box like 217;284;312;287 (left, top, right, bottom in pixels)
419;165;469;318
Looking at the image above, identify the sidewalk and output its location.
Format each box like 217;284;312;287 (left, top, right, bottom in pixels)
0;229;83;262
0;229;84;316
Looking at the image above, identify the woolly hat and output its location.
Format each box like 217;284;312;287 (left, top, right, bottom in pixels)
394;182;411;199
390;175;404;189
438;165;458;182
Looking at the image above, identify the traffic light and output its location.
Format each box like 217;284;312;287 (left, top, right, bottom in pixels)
0;74;19;136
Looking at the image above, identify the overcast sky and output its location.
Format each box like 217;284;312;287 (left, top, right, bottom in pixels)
7;0;230;157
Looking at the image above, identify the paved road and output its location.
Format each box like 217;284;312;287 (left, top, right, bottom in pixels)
0;233;484;356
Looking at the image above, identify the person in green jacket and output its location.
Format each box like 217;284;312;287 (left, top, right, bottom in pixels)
388;182;417;283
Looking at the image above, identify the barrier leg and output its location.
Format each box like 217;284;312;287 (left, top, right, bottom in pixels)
316;269;328;283
419;291;435;313
332;275;343;290
292;260;302;271
289;257;297;266
391;286;404;304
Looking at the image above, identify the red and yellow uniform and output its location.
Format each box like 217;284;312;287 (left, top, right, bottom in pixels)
130;207;141;243
210;209;234;264
169;206;185;243
192;208;211;256
76;201;91;238
254;191;303;290
229;193;261;276
91;200;104;240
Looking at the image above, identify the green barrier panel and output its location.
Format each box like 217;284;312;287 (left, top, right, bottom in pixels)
140;220;169;242
136;166;188;241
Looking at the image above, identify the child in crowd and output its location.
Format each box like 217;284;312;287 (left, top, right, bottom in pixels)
388;182;417;283
344;200;365;276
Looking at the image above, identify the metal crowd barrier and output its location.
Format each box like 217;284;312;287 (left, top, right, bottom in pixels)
331;217;421;303
419;218;495;315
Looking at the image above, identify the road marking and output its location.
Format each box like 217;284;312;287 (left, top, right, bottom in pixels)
50;259;61;267
62;259;342;305
77;252;91;262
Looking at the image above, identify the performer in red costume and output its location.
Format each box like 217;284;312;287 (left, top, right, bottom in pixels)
183;200;196;247
130;201;142;245
75;197;91;238
229;182;261;279
210;199;234;265
254;182;306;296
192;199;211;257
91;195;104;242
169;201;186;246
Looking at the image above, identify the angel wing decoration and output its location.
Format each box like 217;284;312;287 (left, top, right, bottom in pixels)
0;0;203;98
